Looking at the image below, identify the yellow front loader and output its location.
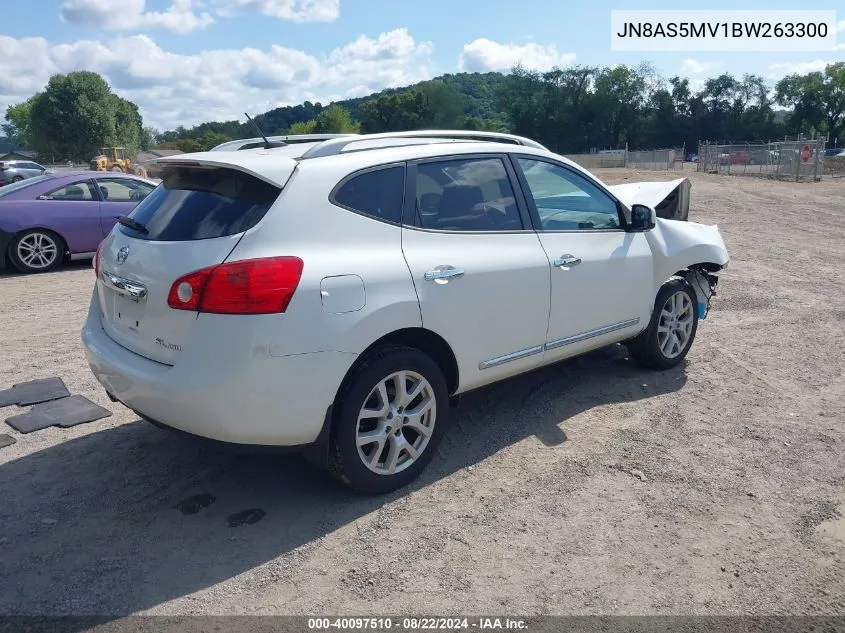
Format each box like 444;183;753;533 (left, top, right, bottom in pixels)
90;147;132;173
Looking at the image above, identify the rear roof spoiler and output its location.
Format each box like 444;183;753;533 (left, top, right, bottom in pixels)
149;152;299;188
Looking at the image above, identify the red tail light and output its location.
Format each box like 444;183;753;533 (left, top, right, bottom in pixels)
93;242;103;276
167;257;304;315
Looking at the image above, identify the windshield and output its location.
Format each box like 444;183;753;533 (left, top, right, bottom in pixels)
0;174;56;198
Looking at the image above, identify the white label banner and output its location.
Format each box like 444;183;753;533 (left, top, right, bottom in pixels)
610;10;838;52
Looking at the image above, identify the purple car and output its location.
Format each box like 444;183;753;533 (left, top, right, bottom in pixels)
0;171;157;273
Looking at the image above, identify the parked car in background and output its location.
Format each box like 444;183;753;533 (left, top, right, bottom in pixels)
0;160;50;186
824;148;844;157
0;171;157;273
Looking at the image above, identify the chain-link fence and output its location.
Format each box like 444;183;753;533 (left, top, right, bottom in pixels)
563;147;684;171
696;136;826;182
626;147;684;170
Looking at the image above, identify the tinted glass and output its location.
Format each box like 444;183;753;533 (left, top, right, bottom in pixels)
44;181;97;201
414;158;522;231
0;174;55;197
517;159;619;230
96;178;155;202
119;166;281;241
333;166;405;224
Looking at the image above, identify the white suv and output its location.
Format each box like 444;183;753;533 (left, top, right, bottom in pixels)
82;131;729;493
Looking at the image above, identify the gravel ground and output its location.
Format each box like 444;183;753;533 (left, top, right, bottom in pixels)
0;170;843;616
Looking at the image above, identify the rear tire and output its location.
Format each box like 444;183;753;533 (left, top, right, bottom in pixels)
627;278;698;370
330;345;449;494
11;176;23;183
110;166;123;172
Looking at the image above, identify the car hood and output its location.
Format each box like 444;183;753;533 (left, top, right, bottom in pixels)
607;177;691;221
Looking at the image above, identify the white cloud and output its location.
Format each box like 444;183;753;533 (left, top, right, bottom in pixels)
767;59;831;77
214;0;339;22
680;58;718;75
459;38;575;73
0;29;434;130
837;19;845;32
59;0;214;34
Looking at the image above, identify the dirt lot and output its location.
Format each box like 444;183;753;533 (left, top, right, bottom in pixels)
0;170;843;617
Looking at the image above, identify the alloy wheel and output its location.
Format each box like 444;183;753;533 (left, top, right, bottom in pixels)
355;370;436;476
657;290;694;359
16;232;59;270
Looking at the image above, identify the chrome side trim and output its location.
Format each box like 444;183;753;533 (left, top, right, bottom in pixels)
101;269;148;300
545;318;641;351
70;251;96;261
479;345;543;370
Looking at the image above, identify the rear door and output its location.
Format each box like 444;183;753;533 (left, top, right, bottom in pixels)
95;162;293;365
400;154;551;392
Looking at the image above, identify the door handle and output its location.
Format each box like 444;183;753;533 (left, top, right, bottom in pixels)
424;266;465;282
553;255;581;268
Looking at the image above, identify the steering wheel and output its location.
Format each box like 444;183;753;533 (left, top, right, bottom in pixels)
129;190;143;201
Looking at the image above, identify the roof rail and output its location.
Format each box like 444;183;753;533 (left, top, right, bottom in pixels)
210;133;357;152
299;130;547;159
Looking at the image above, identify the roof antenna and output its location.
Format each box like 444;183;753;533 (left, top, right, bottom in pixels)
244;112;286;149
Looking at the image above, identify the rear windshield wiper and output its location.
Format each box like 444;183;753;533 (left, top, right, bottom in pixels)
115;215;149;234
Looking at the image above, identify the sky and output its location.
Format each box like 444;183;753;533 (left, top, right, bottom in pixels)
0;0;842;131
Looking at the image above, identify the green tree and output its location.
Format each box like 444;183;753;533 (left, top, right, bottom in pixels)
156;138;203;153
776;62;845;145
312;105;360;133
417;80;464;128
358;90;431;133
2;96;38;148
140;127;159;150
197;130;231;150
28;71;143;162
287;120;317;134
112;95;143;155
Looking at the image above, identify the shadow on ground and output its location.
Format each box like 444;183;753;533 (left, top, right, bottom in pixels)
0;344;687;616
0;259;92;278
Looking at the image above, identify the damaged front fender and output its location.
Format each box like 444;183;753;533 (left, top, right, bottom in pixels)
647;218;729;305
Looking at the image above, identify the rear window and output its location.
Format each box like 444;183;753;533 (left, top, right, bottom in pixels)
0;174;55;197
119;166;282;241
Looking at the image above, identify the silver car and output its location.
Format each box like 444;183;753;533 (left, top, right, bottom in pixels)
0;160;48;186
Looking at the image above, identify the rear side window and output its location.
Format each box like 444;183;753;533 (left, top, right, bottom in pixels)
332;165;405;224
120;166;281;241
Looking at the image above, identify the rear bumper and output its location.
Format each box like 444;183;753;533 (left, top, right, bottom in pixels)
81;292;356;446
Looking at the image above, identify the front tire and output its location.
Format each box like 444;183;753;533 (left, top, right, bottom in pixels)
330;345;449;494
627;278;699;370
9;229;63;273
11;176;23;183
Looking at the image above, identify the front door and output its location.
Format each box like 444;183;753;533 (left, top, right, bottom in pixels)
511;156;653;361
401;154;551;392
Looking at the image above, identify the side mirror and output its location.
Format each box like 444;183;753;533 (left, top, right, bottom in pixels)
629;204;656;232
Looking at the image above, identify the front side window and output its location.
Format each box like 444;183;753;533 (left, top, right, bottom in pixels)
332;165;405;224
43;181;97;201
517;158;620;231
96;178;155;202
414;157;522;231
